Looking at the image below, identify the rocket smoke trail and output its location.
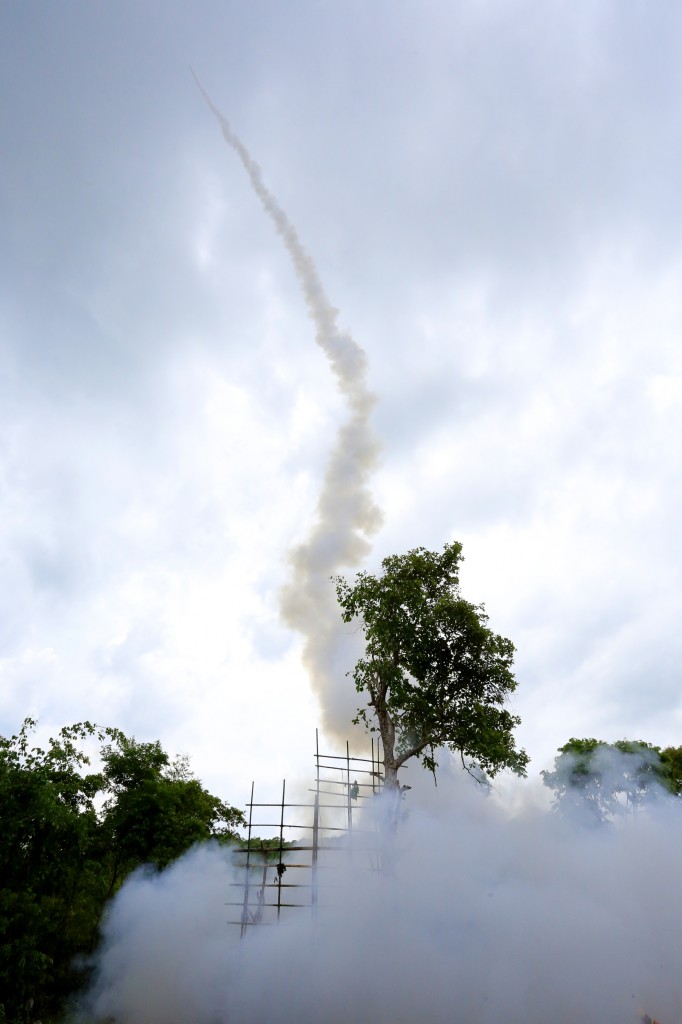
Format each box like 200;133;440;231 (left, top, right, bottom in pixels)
191;71;382;740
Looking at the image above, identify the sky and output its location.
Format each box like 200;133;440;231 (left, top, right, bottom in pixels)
2;1;682;812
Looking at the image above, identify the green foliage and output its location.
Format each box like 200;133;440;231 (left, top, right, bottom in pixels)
0;720;105;1022
660;745;682;796
335;542;528;787
100;735;245;873
0;719;245;1023
236;836;294;858
541;737;680;824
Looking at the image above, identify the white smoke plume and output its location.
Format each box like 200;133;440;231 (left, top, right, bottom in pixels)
84;763;682;1024
191;70;382;740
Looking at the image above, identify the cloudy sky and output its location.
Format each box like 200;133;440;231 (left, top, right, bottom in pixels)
2;1;681;809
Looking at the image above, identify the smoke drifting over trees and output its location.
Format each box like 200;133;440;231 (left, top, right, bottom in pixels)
85;764;682;1024
543;738;682;824
192;71;382;743
0;720;244;1021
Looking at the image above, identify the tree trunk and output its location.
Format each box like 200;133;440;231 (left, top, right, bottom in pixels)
375;703;400;791
383;757;400;790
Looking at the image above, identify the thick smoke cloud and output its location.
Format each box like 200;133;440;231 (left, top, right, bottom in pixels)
85;764;682;1024
192;71;382;742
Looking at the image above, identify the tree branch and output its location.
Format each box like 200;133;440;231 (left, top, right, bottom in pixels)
395;733;445;769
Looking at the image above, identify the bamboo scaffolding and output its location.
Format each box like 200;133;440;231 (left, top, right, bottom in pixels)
230;732;383;930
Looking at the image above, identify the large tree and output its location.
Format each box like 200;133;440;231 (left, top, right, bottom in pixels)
334;542;528;790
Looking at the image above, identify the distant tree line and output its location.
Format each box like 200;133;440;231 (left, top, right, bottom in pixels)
0;719;245;1024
